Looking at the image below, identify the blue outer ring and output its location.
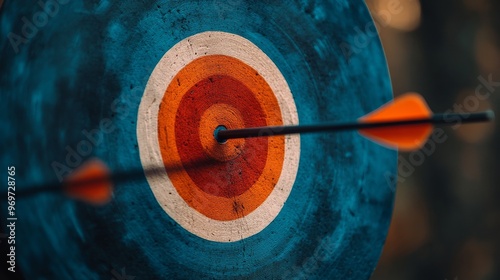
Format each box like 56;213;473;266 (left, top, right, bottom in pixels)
0;1;396;279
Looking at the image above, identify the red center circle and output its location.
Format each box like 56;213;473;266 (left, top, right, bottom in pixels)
175;75;268;198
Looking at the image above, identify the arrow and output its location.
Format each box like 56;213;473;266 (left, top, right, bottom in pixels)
9;159;118;206
216;93;494;151
21;159;115;206
4;94;494;205
6;157;214;205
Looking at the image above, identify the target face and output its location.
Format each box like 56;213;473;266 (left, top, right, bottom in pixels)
1;1;396;279
137;31;300;241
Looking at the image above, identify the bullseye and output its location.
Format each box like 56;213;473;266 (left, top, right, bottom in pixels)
137;31;300;242
199;103;245;162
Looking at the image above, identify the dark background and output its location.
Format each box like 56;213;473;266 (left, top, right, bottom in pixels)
368;0;500;279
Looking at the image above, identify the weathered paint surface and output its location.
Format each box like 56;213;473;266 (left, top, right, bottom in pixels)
0;1;396;279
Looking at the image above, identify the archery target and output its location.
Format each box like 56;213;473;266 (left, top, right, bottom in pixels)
1;1;397;279
137;31;300;242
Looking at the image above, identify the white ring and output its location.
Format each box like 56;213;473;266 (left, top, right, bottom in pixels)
137;31;300;242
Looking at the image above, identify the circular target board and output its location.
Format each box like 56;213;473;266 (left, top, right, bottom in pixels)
1;1;396;279
137;31;300;242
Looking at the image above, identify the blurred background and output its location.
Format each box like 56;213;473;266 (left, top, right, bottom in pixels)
0;0;498;279
366;0;500;279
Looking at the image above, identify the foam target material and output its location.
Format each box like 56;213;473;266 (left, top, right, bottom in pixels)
0;1;396;279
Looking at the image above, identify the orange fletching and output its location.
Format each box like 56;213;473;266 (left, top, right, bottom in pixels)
63;159;113;205
359;93;433;151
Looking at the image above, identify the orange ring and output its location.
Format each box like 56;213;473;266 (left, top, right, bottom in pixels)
158;55;285;221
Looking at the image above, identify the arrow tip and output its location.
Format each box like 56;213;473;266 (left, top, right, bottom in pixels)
486;110;495;121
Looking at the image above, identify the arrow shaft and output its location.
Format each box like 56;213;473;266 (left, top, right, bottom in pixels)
216;112;493;141
2;160;213;199
8;169;148;199
3;112;493;199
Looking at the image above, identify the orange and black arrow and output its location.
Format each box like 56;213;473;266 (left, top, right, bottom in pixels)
4;93;494;205
216;93;494;151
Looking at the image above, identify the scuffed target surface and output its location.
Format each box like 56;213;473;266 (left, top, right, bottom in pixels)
0;1;396;279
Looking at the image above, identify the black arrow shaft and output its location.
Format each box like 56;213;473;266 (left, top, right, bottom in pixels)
216;111;494;141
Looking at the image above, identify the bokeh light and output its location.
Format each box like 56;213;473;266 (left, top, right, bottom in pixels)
475;26;500;76
368;0;422;32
